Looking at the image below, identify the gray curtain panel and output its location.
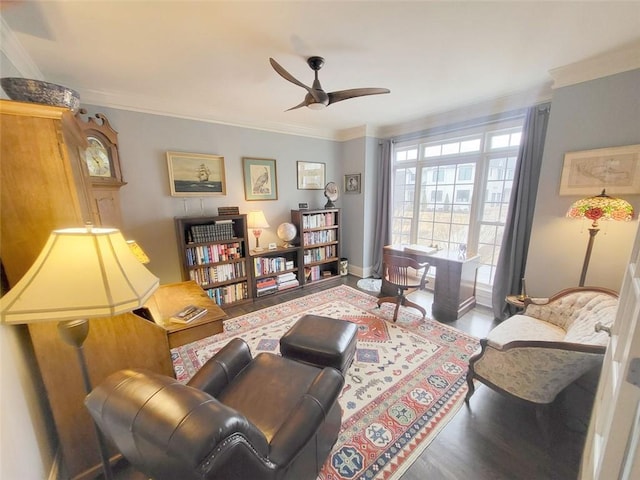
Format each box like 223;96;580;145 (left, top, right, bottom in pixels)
372;140;392;278
492;103;551;320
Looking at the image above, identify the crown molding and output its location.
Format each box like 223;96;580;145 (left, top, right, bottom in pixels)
550;40;640;89
0;16;43;80
79;87;343;141
377;83;553;139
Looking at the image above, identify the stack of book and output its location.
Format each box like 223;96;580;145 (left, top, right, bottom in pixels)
256;277;278;297
170;305;208;324
277;272;299;291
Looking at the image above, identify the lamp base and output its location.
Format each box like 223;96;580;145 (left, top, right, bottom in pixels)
57;319;114;480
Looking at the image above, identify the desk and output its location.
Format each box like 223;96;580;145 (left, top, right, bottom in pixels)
384;245;480;322
144;280;228;348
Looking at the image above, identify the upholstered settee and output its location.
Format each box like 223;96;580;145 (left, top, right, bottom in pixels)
466;287;618;406
85;338;344;480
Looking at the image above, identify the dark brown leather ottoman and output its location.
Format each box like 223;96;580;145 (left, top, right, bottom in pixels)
280;315;358;374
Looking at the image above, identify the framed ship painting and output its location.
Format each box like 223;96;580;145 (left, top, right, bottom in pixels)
167;151;227;196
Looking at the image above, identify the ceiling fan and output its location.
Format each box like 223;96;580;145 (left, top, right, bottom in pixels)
269;56;390;111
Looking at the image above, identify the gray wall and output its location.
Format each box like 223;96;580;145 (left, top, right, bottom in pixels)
339;136;366;273
83;106;346;284
527;69;640;295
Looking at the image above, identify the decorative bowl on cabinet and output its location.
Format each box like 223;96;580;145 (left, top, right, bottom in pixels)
1;77;80;113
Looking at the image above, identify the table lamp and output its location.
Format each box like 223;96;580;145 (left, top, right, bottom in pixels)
0;225;159;480
566;189;634;286
247;210;270;251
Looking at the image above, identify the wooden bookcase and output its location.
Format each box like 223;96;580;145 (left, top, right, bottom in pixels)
175;215;252;307
249;246;302;298
291;208;342;286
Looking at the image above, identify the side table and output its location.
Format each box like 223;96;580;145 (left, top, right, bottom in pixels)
505;295;529;310
143;280;228;348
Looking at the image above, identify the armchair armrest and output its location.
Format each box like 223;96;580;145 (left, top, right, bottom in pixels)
188;338;253;396
269;367;344;466
85;368;270;476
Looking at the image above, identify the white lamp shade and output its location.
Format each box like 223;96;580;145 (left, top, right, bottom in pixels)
247;210;270;229
1;227;159;324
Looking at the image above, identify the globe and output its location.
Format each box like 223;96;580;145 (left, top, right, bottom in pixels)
277;222;297;247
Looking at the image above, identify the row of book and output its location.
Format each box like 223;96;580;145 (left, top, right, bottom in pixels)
303;245;337;263
189;262;246;286
187;220;236;243
301;212;337;229
253;256;295;276
204;282;249;306
256;272;300;297
303;229;336;245
185;242;243;266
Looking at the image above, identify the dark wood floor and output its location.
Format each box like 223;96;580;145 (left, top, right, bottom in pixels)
111;275;594;480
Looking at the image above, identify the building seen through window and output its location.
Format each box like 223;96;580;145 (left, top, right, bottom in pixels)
391;121;523;288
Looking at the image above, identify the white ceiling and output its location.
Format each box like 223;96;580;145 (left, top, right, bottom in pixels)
1;1;640;140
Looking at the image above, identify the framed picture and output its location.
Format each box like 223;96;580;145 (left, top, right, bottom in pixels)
559;144;640;195
344;173;361;194
297;161;325;190
243;157;278;201
167;151;226;196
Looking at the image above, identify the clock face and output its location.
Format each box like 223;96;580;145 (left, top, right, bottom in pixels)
85;136;112;177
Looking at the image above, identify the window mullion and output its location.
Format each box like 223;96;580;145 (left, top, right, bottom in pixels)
467;152;488;255
410;160;423;244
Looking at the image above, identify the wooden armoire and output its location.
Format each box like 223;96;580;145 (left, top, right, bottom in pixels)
0;100;174;479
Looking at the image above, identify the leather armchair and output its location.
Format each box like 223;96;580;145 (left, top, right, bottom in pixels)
85;338;344;480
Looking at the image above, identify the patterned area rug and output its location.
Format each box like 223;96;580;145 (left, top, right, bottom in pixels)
172;285;478;480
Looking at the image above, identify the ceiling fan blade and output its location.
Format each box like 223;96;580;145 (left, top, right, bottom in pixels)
285;99;309;111
269;58;322;103
327;88;390;105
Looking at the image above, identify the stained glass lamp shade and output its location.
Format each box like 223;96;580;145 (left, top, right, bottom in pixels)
566;189;634;286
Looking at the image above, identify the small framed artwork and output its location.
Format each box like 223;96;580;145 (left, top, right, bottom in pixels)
559;144;640;195
243;157;278;201
297;161;326;190
167;151;226;196
344;173;361;194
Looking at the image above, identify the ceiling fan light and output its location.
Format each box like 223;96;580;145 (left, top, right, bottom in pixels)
307;102;326;111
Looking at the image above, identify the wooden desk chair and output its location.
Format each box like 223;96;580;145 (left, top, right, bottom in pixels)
377;253;430;322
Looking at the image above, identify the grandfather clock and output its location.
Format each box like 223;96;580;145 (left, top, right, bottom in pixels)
75;110;127;228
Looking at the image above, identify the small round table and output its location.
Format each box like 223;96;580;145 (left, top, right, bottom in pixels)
505;295;529;309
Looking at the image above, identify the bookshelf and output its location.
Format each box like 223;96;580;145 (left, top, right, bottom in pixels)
249;246;302;298
291;208;341;286
175;215;251;307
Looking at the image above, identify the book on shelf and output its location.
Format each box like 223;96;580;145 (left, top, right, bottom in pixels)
170;304;208;324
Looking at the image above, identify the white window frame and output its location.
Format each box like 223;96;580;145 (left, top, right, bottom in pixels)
390;118;524;289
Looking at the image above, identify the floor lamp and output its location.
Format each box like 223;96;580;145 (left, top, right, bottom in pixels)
566;189;634;286
0;226;159;480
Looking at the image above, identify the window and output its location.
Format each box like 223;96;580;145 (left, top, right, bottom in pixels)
391;120;523;288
